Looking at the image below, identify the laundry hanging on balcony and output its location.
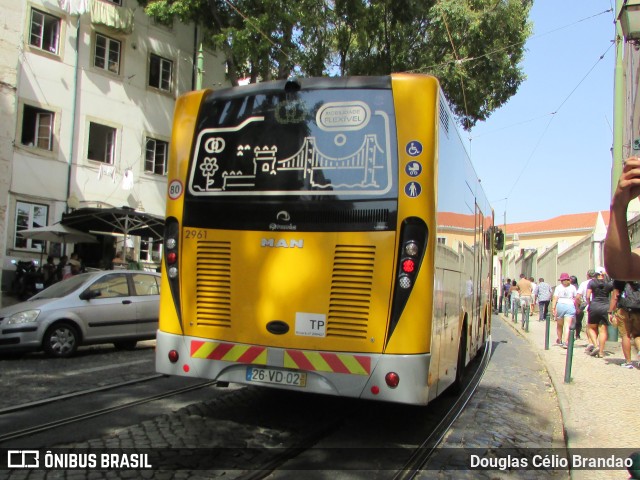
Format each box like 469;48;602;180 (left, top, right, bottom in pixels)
97;164;116;182
90;0;134;34
122;169;134;190
58;0;89;15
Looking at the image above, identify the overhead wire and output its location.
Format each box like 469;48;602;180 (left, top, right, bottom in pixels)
503;41;615;200
441;12;471;131
222;0;295;65
409;9;613;76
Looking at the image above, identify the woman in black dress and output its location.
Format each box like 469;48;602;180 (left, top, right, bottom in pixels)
586;268;613;358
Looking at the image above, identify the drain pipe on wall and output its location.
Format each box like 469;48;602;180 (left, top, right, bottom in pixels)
66;15;81;215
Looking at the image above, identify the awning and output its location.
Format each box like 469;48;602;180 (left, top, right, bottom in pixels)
61;207;164;242
19;223;98;244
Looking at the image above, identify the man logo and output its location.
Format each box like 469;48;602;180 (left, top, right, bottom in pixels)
261;239;304;248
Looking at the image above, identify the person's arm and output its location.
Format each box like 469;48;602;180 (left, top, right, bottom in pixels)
586;288;593;310
575;292;583;309
551;294;558;318
605;157;640;279
610;288;620;313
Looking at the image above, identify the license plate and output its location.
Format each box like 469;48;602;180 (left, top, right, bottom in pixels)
246;367;307;387
35;283;44;290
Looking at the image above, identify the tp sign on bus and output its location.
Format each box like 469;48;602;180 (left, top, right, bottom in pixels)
295;312;327;337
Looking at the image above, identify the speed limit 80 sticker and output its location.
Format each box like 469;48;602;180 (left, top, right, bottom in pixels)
168;180;184;200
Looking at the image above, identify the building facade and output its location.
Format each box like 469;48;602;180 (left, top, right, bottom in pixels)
435;210;610;288
497;211;609;285
1;0;228;287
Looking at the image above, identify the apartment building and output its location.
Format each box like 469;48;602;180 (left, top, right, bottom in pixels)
0;0;228;286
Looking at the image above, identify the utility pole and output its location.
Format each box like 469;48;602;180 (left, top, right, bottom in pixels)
196;44;204;90
612;0;625;195
502;208;507;283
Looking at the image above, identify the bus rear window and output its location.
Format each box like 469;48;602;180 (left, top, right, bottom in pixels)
188;88;397;198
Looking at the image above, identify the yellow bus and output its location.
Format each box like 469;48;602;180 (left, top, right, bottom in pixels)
156;74;494;405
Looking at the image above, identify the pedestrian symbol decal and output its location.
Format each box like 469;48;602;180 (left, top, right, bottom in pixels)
405;182;421;198
406;161;422;177
406;141;423;157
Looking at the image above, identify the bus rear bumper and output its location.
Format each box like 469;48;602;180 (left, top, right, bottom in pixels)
155;330;432;405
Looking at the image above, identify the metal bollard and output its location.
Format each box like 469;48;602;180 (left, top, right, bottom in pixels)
564;320;576;384
545;313;551;350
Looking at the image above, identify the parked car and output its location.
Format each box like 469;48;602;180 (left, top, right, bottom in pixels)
0;270;160;358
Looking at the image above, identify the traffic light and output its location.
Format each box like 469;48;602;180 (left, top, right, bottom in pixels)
494;229;504;251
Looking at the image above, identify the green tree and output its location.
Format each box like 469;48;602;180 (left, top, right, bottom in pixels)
138;0;532;129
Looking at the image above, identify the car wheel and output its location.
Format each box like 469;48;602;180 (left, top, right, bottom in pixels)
114;340;137;350
43;323;79;358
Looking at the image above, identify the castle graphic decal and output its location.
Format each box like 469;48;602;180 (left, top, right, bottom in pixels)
188;111;393;196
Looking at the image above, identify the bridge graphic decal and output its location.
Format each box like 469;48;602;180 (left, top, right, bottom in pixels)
188;111;393;196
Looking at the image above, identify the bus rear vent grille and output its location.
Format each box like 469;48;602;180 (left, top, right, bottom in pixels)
312;209;389;225
195;241;231;328
328;245;375;339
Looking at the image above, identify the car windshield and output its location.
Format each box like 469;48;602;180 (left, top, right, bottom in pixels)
29;273;93;300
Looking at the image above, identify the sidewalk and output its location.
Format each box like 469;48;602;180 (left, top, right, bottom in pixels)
499;308;640;480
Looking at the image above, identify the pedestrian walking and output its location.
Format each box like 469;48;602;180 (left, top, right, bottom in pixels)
536;278;552;322
576;270;596;351
530;277;538;316
610;280;640;368
550;273;577;348
517;274;533;330
585;267;613;359
570;275;583;340
502;278;511;314
510;279;520;322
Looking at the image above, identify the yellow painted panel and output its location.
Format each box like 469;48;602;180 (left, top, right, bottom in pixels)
181;230;396;354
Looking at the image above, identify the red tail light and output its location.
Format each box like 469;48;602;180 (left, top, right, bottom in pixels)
385;372;400;388
402;258;415;273
168;349;179;363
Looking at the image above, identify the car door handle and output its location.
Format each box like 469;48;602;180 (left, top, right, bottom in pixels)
122;300;132;304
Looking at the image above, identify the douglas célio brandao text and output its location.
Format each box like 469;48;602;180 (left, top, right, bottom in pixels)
470;453;633;470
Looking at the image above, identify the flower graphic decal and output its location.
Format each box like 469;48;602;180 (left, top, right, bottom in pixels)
200;157;219;189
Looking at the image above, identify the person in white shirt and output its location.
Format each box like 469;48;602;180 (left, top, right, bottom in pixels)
551;273;577;348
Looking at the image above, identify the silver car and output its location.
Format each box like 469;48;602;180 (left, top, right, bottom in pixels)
0;270;160;357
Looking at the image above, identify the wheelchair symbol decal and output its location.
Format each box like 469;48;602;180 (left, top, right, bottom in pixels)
406;141;423;157
405;182;422;198
406;161;422;177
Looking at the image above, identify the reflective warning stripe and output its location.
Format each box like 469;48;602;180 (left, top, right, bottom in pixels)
190;340;267;364
284;350;371;375
189;340;371;375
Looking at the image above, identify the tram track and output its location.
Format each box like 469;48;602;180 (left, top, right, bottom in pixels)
0;339;491;477
393;336;492;479
236;337;492;478
0;379;217;444
0;373;165;415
